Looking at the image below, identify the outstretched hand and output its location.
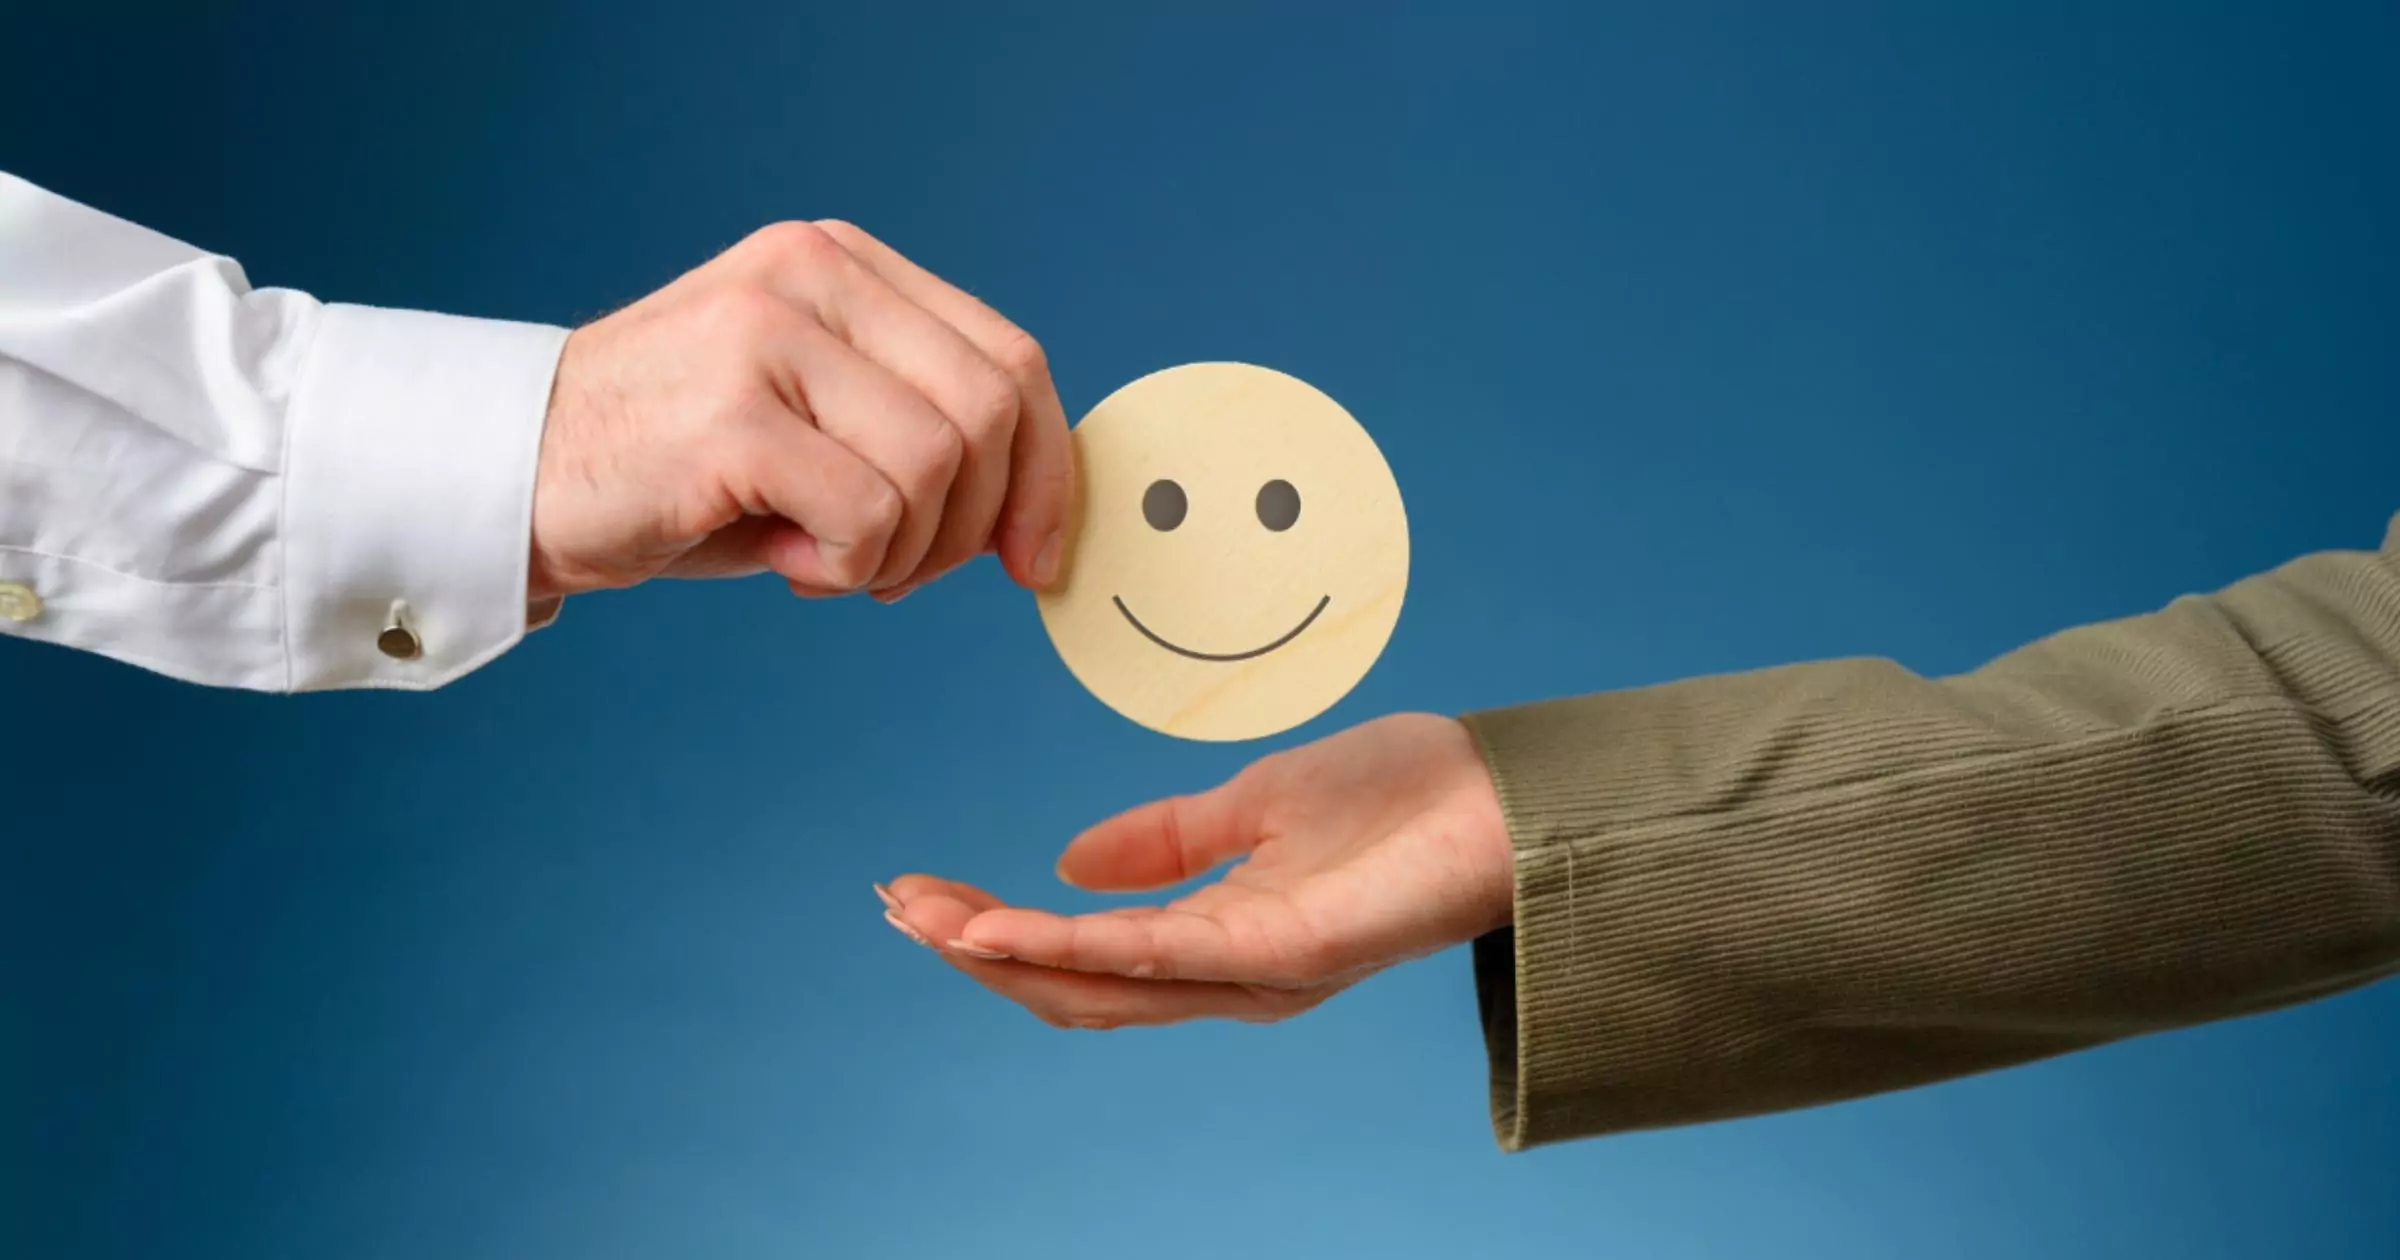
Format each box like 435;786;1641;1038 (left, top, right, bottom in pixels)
879;713;1514;1029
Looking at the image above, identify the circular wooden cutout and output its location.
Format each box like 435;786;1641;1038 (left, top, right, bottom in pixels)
1037;362;1409;742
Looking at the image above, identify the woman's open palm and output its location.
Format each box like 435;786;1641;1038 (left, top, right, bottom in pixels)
880;713;1514;1029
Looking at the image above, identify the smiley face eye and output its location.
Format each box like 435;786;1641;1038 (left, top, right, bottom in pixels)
1256;479;1301;532
1142;479;1188;531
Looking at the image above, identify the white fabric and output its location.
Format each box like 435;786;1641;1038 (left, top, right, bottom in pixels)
0;171;569;691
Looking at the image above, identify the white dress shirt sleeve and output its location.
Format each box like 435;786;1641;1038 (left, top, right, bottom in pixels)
0;171;571;692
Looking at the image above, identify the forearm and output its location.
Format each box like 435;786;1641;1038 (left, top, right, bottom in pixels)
0;170;566;691
1462;514;2400;1150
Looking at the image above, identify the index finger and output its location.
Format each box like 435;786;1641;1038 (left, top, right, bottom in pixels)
813;220;1075;589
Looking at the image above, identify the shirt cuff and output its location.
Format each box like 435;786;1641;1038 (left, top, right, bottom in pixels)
282;304;569;691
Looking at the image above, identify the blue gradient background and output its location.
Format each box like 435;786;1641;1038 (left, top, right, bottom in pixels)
5;2;2397;1256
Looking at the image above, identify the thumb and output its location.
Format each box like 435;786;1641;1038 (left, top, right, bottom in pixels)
1056;778;1263;892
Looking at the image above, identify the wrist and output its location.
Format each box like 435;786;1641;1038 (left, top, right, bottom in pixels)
525;326;612;605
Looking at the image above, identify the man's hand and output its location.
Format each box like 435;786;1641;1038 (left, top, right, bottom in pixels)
878;713;1516;1028
527;220;1073;605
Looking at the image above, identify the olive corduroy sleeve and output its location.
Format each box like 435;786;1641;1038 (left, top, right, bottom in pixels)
1458;513;2400;1151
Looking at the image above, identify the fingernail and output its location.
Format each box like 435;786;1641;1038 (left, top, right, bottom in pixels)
872;583;917;605
884;910;930;947
947;939;1010;961
1032;534;1061;587
872;882;901;912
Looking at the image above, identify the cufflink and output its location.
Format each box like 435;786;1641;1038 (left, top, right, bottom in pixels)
378;599;423;661
0;581;41;623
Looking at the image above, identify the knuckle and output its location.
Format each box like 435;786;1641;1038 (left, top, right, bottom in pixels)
854;476;905;539
746;219;842;269
907;418;967;491
812;218;873;249
991;328;1050;384
958;364;1020;439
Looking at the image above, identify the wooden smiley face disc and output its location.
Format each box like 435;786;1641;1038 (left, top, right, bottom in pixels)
1037;362;1409;742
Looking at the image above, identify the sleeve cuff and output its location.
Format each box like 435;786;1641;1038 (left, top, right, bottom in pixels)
1461;681;1933;1152
281;303;570;691
1462;700;1601;1154
1461;684;1824;1152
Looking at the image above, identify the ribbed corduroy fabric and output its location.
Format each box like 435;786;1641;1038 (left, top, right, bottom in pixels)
1459;512;2400;1152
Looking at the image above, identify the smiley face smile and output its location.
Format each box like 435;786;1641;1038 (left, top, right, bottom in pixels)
1111;594;1332;662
